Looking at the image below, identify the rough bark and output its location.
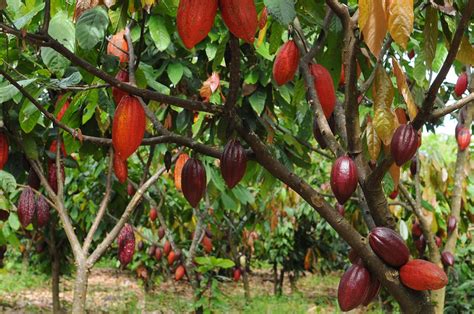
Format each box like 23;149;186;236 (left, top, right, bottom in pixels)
71;263;88;313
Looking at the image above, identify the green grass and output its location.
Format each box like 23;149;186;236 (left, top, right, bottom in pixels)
0;268;48;295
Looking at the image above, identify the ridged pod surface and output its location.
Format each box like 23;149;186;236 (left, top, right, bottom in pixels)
273;40;300;86
337;264;371;311
113;155;128;184
310;64;336;119
390;124;418;166
18;187;36;228
441;251;454;267
363;276;381;306
220;139;247;188
112;96;146;160
48;161;65;194
112;69;129;106
456;127;471;151
0;133;8;170
177;0;218;49
107;30;129;63
219;0;258;43
399;259;448;291
117;224;135;266
454;72;468;97
35;195;50;228
181;158;207;207
330;156;358;205
368;227;410;267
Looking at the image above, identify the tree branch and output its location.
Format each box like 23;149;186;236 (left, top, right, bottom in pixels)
430;93;474;120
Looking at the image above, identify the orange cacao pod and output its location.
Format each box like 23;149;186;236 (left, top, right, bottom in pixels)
310;64;336;118
0;133;8;170
163;240;171;256
220;139;247;188
399;259;448;290
112;69;129;106
390;124;418;166
219;0;258;43
107;30;129;63
112;96;146;160
168;250;177;265
181;158;207;208
174;153;190;191
368;227;410;267
454;72;468;97
337;264;371;311
330;156;358;205
113;155;128;184
18;187;36;228
175;265;186;281
202;235;213;253
177;0;218;49
456;127;471;151
273;40;300;86
117;224;135;266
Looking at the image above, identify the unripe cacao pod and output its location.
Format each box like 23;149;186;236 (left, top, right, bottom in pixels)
220;139;247;188
35;195;50;228
127;183;135;196
330;156;358;205
163;240;171;256
447;215;457;234
28;169;41;190
348;248;362;265
117;224;135;266
0;133;8;170
415;234;426;256
175;265;186;281
174;153;190;191
205;228;213;239
181;158;207;208
362;276;381;306
368;227;410;267
48;161;65;194
154;247;163;261
454;72;468;97
456;127;471;151
399;259;448;290
148;244;157;257
0;209;9;222
107;30;129;63
177;0;218;49
158;226;166;240
390;124;418;166
149;208;157;222
409;157;417;176
441;251;454;267
219;0;258;43
137;241;144;251
113;155;128;184
112;96;146;160
337;264;371;311
168;250;177;265
112;69;129;106
18;187;36;228
233;267;241;281
273;40;300;86
310;64;336;119
411;221;422;238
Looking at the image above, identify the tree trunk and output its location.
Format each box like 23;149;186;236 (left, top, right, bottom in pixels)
71;264;88;313
278;268;284;296
273;262;278;296
51;251;61;313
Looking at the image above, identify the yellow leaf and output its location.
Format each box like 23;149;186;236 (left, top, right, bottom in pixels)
374;108;396;145
373;65;394;110
391;58;418;120
367;118;381;162
423;6;438;69
389;163;400;188
359;0;371;30
387;0;414;49
456;36;474;65
362;0;388;58
256;20;268;48
141;0;156;13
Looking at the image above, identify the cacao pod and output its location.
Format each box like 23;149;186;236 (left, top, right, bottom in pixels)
456;127;471;151
28;169;41;190
113;155;128;184
18;187;36;228
0;133;8;170
389;189;399;199
55;96;70;121
137;241;144;251
337;264;371;311
181;158;207;207
435;236;442;248
455;123;463;138
164;151;172;172
330;156;358;205
112;69;129;106
149;208;157;222
0;210;9;222
163;240;171;256
168;250;177;265
219;0;258;43
408;49;415;59
49;140;67;156
220;139;247;188
409;157;417;176
273;40;300;86
112;96;146;160
258;7;268;30
368;227;410;267
348;248;362;265
205;228;213;239
415;234;426;256
48;161;65;194
233;267;241;281
174;153;190;191
411;221;422;238
310;64;336;119
202;235;213;253
336;203;345;216
441;251;454;267
175;265;186;281
177;0;218;49
35;195;50;228
158;226;166;240
399;259;448;290
148;245;157;257
390;124;418;166
117;224;135;266
154;247;163;261
447;215;457;234
107;30;129;63
127;183;135;196
362;276;381;306
454;72;468;97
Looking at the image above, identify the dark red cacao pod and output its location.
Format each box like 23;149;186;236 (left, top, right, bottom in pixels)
220;139;247;189
0;209;9;222
112;96;146;160
48;161;65;194
112;69;129;106
175;265;186;281
177;0;218;49
368;227;410;267
127;182;135;196
154;247;163;261
233;267;241;281
447;215;457;234
0;133;8;170
113;155;128;184
362;276;381;306
35;195;50;228
454;72;468;97
149;208;157;222
441;251;455;267
330;156;358;205
158;226;166;240
273;40;300;86
348;248;362;265
390;124;418;166
456;127;471;151
148;244;157;257
28;169;41;190
389;189;399;199
164;151;172;172
400;259;448;290
310;64;336;119
337;264;371;311
415;234;426;256
18;187;36;228
409;157;417;176
411;221;422;238
455;123;463;138
219;0;258;44
408;49;415;60
107;30;129;63
117;224;135;266
163;240;171;256
336;203;345;216
182;158;207;207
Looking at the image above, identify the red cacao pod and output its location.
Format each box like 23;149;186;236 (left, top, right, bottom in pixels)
0;133;8;170
454;72;468;97
368;227;410;267
258;7;268;30
148;244;157;257
56;96;70;121
389;189;399;199
456;127;471;151
149;208;157;222
154;247;163;261
447;215;457;234
35;195;50;228
49;140;67;157
163;240;171;256
117;224;135;266
202;235;213;253
28;169;40;190
348;248;362;265
107;30;129;63
330;156;358;205
219;0;258;43
411;221;422;238
158;226;166;240
362;276;381;306
409;157;417;176
220;139;247;188
408;49;415;60
48;161;65;194
177;0;218;49
455;123;463;138
233;267;241;281
127;182;135;196
310;64;336;119
441;251;454;267
175;265;186;281
18;187;36;228
112;69;129;106
168;250;177;265
112;96;146;160
113;155;128;184
390;124;418;166
435;236;442;248
399;259;448;290
273;40;300;86
182;158;207;207
337;264;371;311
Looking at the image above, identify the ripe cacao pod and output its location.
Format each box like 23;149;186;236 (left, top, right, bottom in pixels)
28;169;41;190
219;0;258;43
107;30;129;63
362;276;381;306
390;124;418;166
55;96;70;121
117;224;135;266
337;264;371;311
127;183;135;196
174;153;190;191
49;140;67;157
18;187;36;228
454;72;468;97
330;156;358;205
415;234;426;256
48;161;65;194
258;7;268;30
409;157;417;176
399;259;448;290
348;248;362;265
411;221;422;238
389;189;399;199
177;0;218;49
158;226;166;240
35;195;50;228
181;158;207;207
336;203;345;216
447;215;457;234
168;250;177;265
112;96;146;160
154;247;163;261
113;155;128;184
112;69;129;106
456;127;471;151
435;236;442;248
368;227;410;267
441;251;454;267
0;133;8;170
310;64;336;119
273;40;300;86
149;208;157;222
202;235;213;253
455;123;463;138
175;265;186;281
163;240;171;256
220;139;247;188
233;267;241;282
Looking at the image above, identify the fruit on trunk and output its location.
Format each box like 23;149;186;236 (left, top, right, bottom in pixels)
219;0;257;43
158;226;166;240
456;127;471;151
410;157;417;176
35;195;50;228
368;227;410;267
330;156;358;205
454;72;468;97
415;234;426;256
348;248;362;265
389;189;399;199
177;0;218;49
447;215;457;234
164;151;172;172
181;158;207;207
107;30;129;63
258;7;268;30
336;203;345;216
48;161;65;194
18;187;36;227
127;183;135;196
310;64;336;119
202;235;213;253
49;140;67;156
168;250;177;265
163;240;171;256
154;247;163;260
390;124;418;166
117;224;135;266
363;276;381;306
112;69;129;105
112;96;146;160
149;208;157;222
220;139;247;188
175;265;186;281
337;264;371;311
113;155;128;184
233;267;241;281
28;169;41;190
174;153;190;191
441;251;454;267
273;40;300;86
148;245;157;257
435;236;442;248
411;221;422;238
399;259;448;290
55;96;70;121
0;133;8;170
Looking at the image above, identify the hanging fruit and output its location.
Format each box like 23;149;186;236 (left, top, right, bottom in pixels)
399;259;448;290
107;30;129;63
390;124;418;166
330;156;358;205
177;0;218;49
220;139;247;188
310;64;336;118
219;0;258;43
181;158;207;207
113;155;128;184
112;69;129;106
273;40;300;86
454;72;468;97
0;133;8;170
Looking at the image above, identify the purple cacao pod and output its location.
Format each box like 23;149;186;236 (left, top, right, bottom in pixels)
390;124;418;166
28;169;41;190
0;209;9;222
447;216;457;234
182;158;207;207
48;161;65;194
369;227;410;267
362;275;381;306
410;157;417;176
220;139;247;189
330;156;358;205
441;251;454;267
337;264;371;311
118;224;135;266
35;195;50;228
415;234;426;256
18;187;36;228
411;221;422;238
158;226;165;240
435;236;442;248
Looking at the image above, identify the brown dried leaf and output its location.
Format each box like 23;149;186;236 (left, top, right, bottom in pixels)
456;36;474;65
391;58;418;120
367;117;381;162
362;0;388;58
359;0;371;31
74;0;100;21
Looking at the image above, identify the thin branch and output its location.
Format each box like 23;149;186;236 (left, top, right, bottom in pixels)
41;0;51;34
302;8;334;63
430;93;474;120
139;145;155;187
224;35;240;113
359;37;393;95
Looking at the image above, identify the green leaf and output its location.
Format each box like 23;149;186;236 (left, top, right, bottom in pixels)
0;171;17;194
167;63;184;86
19;88;43;133
76;6;109;50
264;0;296;26
0;79;36;103
423;6;438;70
49;72;83;89
8;213;20;231
249;91;266;115
269;22;284;55
148;15;171;52
13;2;45;29
212;35;228;71
22;134;39;160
